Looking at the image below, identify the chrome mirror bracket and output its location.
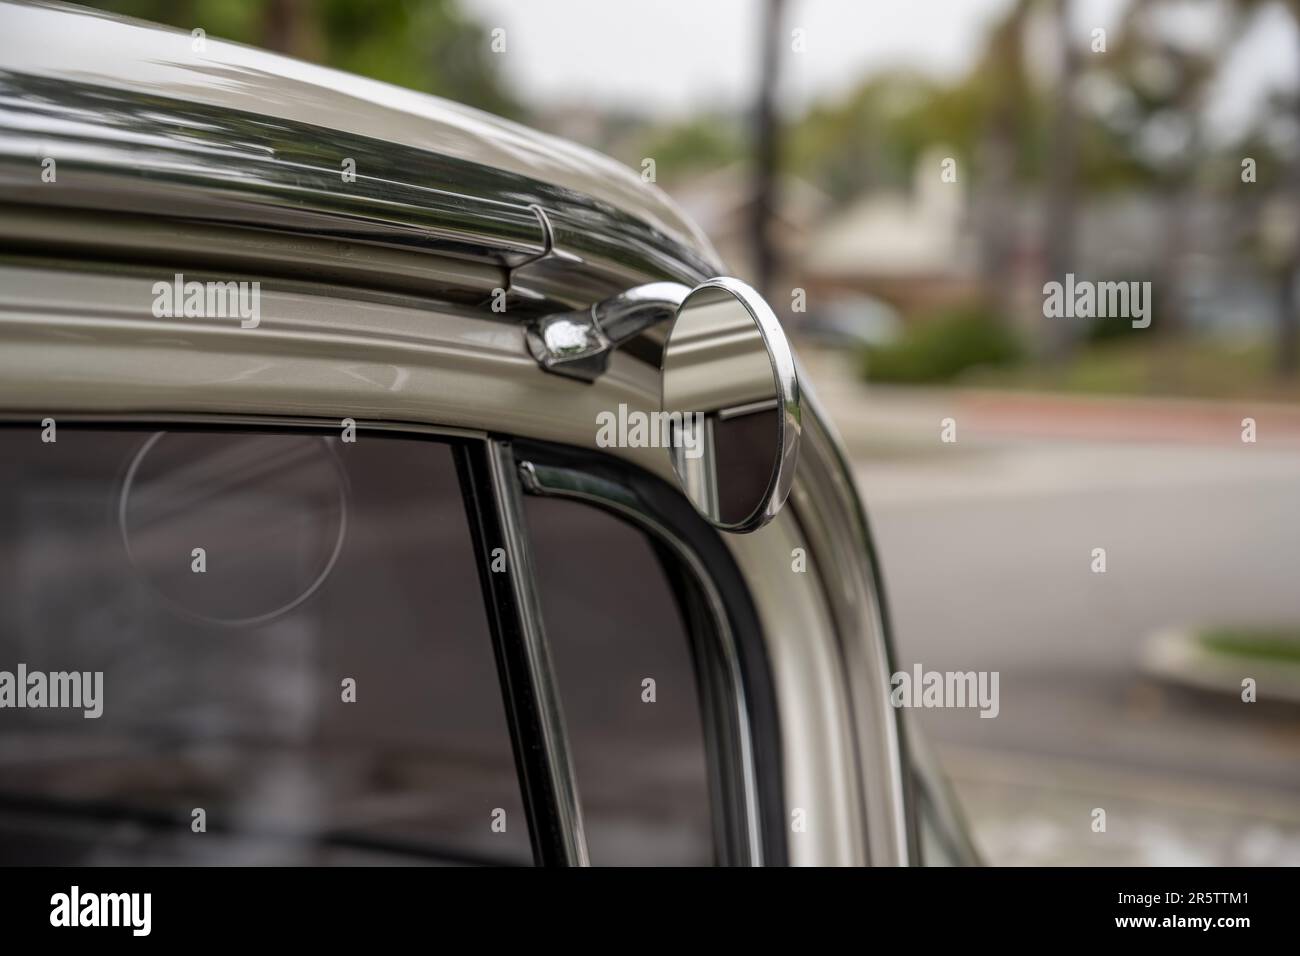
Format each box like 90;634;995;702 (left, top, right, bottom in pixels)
527;277;801;534
526;282;690;382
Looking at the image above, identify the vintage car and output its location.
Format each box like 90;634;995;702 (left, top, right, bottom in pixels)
0;0;976;866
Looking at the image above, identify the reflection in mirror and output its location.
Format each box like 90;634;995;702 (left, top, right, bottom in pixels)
662;281;795;531
120;432;347;626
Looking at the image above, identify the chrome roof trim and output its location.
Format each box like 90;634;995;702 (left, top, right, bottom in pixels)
0;0;716;257
0;69;717;308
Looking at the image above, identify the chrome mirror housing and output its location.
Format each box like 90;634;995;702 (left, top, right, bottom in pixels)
527;277;800;533
662;278;799;532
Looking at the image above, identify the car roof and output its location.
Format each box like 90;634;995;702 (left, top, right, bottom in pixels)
1;0;715;254
0;0;721;305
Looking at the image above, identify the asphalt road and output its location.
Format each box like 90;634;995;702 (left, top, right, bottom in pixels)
806;351;1300;864
865;448;1300;786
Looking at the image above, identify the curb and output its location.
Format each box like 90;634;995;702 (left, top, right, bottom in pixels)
956;390;1300;445
1140;627;1300;705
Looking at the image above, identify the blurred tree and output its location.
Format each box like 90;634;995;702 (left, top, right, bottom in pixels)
630;117;746;182
1098;2;1218;347
1275;0;1300;378
974;0;1032;328
1042;0;1081;362
1210;0;1300;379
787;74;1000;202
1228;20;1300;380
1090;0;1300;382
81;0;521;119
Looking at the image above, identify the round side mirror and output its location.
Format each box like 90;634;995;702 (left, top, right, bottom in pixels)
661;277;800;533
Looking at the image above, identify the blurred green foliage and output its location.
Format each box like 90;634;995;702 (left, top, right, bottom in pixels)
959;339;1300;401
1083;278;1166;344
80;0;521;119
1200;628;1300;665
783;49;1191;201
633;116;747;180
862;303;1024;384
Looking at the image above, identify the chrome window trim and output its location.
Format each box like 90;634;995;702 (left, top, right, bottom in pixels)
482;439;590;866
517;455;766;866
786;380;913;865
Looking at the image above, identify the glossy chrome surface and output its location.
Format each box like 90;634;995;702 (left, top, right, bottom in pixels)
526;281;689;381
0;70;545;269
0;4;719;310
529;276;802;535
485;439;590;866
0;0;716;264
662;278;800;533
785;378;911;864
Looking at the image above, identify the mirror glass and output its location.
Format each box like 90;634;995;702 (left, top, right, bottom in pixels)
661;281;796;532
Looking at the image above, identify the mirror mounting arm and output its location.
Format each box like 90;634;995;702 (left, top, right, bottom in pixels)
525;282;691;382
527;274;799;533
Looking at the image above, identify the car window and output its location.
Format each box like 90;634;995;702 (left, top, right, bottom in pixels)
0;427;531;865
521;494;715;865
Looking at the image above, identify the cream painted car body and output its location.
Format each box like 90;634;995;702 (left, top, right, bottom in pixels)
0;0;974;866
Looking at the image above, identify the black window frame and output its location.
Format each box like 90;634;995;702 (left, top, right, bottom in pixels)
511;437;787;866
0;417;785;867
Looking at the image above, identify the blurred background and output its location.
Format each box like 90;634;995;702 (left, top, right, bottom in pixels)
84;0;1300;865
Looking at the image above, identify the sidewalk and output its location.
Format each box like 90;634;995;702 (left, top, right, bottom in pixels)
954;389;1300;446
942;746;1300;866
801;347;1300;450
800;349;1300;505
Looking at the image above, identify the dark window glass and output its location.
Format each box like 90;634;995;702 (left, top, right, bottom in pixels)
523;494;714;865
0;427;529;866
712;406;780;526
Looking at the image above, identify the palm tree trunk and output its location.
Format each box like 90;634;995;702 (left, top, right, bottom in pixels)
751;0;785;301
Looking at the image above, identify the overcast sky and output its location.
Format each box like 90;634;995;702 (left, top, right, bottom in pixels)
466;0;1298;141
